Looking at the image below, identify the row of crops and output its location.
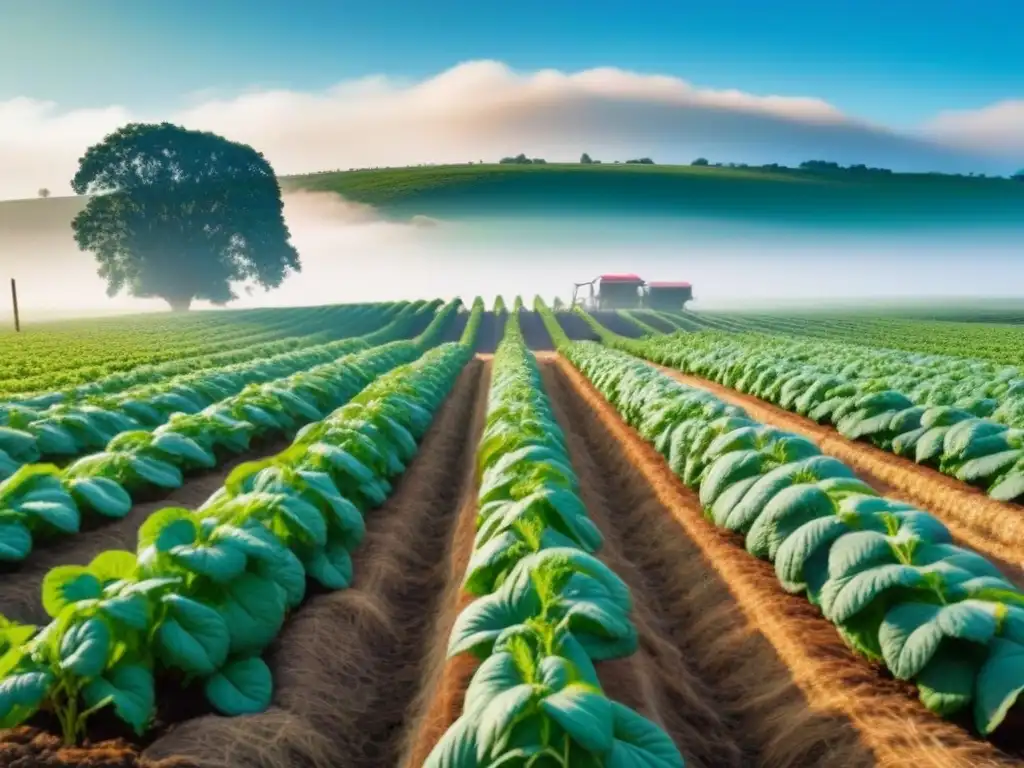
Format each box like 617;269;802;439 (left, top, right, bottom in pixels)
617;331;1024;502
4;293;1024;761
0;302;482;744
556;338;1024;738
693;311;1024;367
0;303;462;563
0;303;432;470
0;302;436;400
427;313;685;766
0;305;378;396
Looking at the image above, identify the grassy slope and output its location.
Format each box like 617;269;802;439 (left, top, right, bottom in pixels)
280;163;818;204
6;163;1024;226
280;163;1024;225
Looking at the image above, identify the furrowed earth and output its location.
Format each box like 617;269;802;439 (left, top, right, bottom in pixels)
2;295;1024;767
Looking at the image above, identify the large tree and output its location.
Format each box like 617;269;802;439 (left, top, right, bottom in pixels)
70;122;300;311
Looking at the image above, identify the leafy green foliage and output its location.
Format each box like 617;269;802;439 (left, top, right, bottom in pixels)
0;327;474;743
566;341;1024;737
0;303;457;565
70;123;300;311
427;317;684;766
624;331;1024;501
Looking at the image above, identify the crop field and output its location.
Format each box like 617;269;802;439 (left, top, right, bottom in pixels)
1;298;1024;767
681;312;1024;366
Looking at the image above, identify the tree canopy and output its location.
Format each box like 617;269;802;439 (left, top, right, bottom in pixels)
70;122;300;311
499;153;545;164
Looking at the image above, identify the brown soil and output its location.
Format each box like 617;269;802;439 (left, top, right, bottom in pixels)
542;358;864;767
654;365;1024;585
632;311;678;333
590;310;646;338
397;534;481;767
141;358;490;768
0;727;196;768
517;310;555;351
555;312;600;341
550;355;1023;768
473;312;507;353
0;439;290;626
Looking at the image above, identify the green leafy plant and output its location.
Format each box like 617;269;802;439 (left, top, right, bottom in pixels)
428;317;684;766
0;336;473;744
565;341;1024;736
621;329;1024;501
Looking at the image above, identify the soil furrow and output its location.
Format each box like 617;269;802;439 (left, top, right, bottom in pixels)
540;361;747;767
473;312;507;353
556;312;600;341
653;364;1024;584
517;310;555;351
0;439;290;626
542;358;869;767
632;311;678;333
396;475;483;767
591;310;646;338
143;358;490;768
553;354;1023;768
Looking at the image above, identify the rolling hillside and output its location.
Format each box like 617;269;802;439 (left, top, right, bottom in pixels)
7;163;1024;232
280;163;1024;225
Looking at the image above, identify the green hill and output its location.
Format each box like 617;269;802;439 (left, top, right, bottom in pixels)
281;163;1024;227
280;162;815;205
4;163;1023;232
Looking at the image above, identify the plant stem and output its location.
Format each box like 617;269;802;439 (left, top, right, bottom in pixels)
57;684;80;746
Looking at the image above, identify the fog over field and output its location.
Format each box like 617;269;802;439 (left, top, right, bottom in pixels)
2;57;1022;323
1;188;1022;322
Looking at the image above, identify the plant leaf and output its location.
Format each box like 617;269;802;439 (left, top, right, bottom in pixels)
58;617;111;678
539;683;614;754
42;566;103;618
81;662;154;735
155;594;230;675
0;522;31;562
204;655;273;715
67;476;132;519
218;573;286;656
0;669;54;729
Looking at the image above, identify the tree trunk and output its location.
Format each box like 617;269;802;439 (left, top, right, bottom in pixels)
167;297;193;312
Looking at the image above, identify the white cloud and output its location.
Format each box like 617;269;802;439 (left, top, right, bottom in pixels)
0;98;131;199
924;100;1024;157
0;60;1020;200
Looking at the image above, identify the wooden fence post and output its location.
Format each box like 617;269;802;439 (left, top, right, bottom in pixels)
11;279;20;332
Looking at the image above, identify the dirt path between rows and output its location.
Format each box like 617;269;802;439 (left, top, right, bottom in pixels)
518;310;555;351
542;359;864;767
653;364;1024;585
551;354;1022;768
396;428;486;767
0;439;290;626
143;358;490;768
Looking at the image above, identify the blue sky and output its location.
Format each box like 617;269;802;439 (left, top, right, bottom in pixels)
1;0;1021;198
1;0;1021;127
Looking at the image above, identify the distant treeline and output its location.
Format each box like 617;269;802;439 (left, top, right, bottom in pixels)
501;152;655;165
290;158;1024;181
498;153;548;165
693;157;1023;180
